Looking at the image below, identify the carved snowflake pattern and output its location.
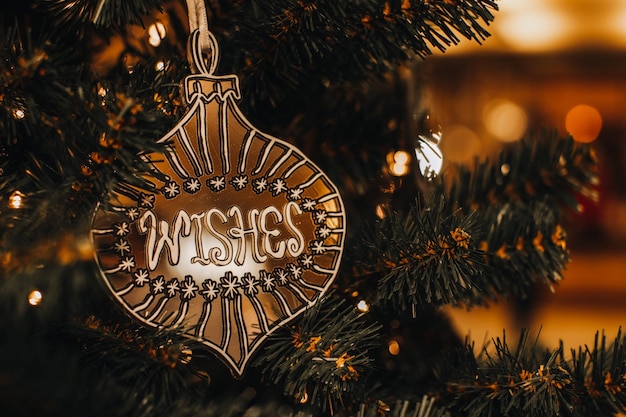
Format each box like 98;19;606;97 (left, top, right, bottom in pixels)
113;239;131;256
133;268;150;287
273;268;289;286
298;253;315;269
125;207;140;222
207;176;226;192
180;275;198;300
161;181;181;199
313;209;328;224
200;279;220;302
166;278;180;298
183;177;202;194
300;198;317;211
286;263;303;280
229;174;248;191
119;256;135;272
287;187;304;201
138;192;155;209
220;271;240;300
252;177;268;194
241;272;259;296
260;270;276;292
310;240;326;255
316;224;332;239
270;178;287;196
113;221;130;237
150;275;166;295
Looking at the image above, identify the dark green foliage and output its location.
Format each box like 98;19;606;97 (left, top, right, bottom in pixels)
357;197;490;310
219;0;497;106
256;296;381;413
36;0;165;31
441;329;626;417
354;133;599;312
443;132;599;213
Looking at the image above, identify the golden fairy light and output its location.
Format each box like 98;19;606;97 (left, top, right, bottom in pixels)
483;99;528;142
148;22;167;47
387;150;411;176
565;104;602;143
388;339;400;355
356;300;370;313
375;204;388;219
155;61;165;71
28;290;43;306
12;108;25;119
8;190;25;209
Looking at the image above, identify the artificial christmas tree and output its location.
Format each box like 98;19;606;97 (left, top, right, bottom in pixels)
0;1;620;417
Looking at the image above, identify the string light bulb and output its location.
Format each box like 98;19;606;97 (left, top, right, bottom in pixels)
148;22;167;47
12;108;25;120
415;131;443;180
28;290;43;306
388;150;411;176
356;300;370;313
8;190;25;209
388;340;400;355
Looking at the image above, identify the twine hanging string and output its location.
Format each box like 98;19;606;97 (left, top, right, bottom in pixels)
186;0;219;75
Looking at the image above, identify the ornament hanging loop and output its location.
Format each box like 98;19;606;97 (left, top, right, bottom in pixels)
186;0;218;75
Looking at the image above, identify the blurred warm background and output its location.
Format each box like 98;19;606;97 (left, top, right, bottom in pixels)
423;0;626;349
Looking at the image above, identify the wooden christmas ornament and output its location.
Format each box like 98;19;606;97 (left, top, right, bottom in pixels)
91;29;346;376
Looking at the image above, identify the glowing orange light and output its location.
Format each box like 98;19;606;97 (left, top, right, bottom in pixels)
387;150;411;176
483;99;528;142
388;340;400;355
441;125;482;163
148;22;167;47
28;290;43;306
8;190;25;209
356;300;370;313
12;108;25;119
565;104;602;143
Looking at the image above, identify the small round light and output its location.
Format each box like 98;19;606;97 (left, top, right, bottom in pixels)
12;108;25;120
356;300;370;313
388;340;400;355
8;190;25;209
483;99;528;142
393;150;410;165
390;162;410;176
155;61;165;71
565;104;602;143
28;290;43;306
148;22;167;47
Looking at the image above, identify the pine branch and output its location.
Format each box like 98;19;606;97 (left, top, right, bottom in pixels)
60;316;210;405
35;0;165;32
355;196;491;311
351;134;599;311
0;20;187;252
441;329;626;417
255;295;381;413
220;0;497;105
443;132;599;213
356;396;451;417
